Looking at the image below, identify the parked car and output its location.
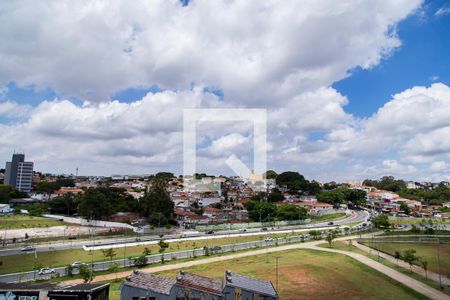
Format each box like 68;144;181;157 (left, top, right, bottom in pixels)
264;237;274;242
239;228;247;233
21;245;35;252
206;231;214;234
328;222;334;225
38;268;56;275
261;227;268;231
71;262;86;268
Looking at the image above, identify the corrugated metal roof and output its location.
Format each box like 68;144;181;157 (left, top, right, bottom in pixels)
123;270;175;295
224;271;277;297
176;271;223;295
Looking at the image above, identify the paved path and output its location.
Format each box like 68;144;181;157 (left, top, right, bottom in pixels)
353;241;450;287
64;236;450;300
308;244;450;300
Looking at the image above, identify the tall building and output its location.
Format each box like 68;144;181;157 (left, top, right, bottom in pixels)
4;153;34;192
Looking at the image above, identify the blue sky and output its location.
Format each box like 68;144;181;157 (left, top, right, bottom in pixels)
0;1;449;181
3;0;448;119
334;0;450;117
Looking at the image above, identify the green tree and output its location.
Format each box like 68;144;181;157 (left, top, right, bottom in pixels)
394;251;402;265
158;239;169;253
0;185;12;203
133;255;148;267
372;214;390;228
264;170;278;179
101;248;116;262
267;191;284;203
420;260;429;279
141;179;174;225
246;201;277;222
316;189;345;205
276;205;307;220
78;188;112;219
108;262;120;280
402;249;419;272
399;202;410;215
325;230;336;247
66;264;74;277
276;172;309;193
48;193;76;215
78;264;94;282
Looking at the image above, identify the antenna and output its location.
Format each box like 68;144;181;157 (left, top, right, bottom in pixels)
76;167;79;178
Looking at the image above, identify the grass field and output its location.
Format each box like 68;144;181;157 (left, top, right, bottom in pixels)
362;242;450;276
319;241;450;296
0;231;308;274
311;213;346;222
0;215;67;229
143;249;429;300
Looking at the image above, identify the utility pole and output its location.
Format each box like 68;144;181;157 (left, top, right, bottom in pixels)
437;238;442;289
276;256;279;293
123;229;127;268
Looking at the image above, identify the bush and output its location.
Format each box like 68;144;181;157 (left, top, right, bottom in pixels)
78;264;94;283
66;265;73;277
133;255;148;267
424;227;435;235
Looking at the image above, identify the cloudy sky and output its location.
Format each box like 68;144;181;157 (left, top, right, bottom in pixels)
1;0;449;182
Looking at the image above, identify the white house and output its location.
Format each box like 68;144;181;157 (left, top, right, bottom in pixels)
0;204;13;214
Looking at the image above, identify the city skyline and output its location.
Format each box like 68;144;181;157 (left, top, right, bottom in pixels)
0;0;449;181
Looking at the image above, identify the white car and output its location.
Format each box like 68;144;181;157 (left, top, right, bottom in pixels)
239;228;247;233
38;268;56;275
71;262;86;268
20;245;35;252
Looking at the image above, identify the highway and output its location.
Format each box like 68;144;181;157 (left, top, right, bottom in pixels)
0;210;368;256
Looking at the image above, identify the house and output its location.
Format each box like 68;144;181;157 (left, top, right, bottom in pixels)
120;271;176;300
0;203;13;214
222;270;278;300
0;282;109;300
47;283;110;300
120;270;278;300
443;202;450;208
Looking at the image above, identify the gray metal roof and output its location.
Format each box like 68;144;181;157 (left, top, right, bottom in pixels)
176;271;223;295
123;270;176;295
224;271;277;297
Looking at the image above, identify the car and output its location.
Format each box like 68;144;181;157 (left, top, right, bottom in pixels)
328;222;334;225
21;245;35;252
206;231;214;234
71;262;86;268
362;223;367;227
264;237;274;242
239;228;247;233
38;268;56;275
261;227;268;231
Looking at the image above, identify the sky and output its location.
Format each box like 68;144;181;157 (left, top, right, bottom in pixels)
0;0;449;182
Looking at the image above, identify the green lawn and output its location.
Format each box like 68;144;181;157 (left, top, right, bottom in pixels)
0;232;309;274
311;213;346;223
150;249;429;300
0;214;67;229
362;242;450;276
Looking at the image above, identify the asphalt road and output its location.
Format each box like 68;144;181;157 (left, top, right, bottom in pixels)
0;210;368;256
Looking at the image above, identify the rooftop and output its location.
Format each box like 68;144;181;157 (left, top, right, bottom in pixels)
224;271;277;297
123;270;176;295
176;270;223;295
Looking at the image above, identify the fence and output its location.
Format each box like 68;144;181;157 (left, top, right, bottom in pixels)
0;225;369;283
196;219;311;231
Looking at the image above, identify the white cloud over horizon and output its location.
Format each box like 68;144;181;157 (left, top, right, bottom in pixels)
1;0;449;182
